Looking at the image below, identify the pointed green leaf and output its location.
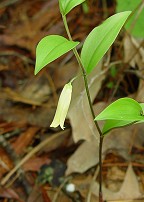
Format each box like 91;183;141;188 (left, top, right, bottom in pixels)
35;35;79;75
136;103;144;124
140;103;144;113
102;119;136;135
81;11;131;74
59;0;85;16
95;98;144;121
95;98;144;135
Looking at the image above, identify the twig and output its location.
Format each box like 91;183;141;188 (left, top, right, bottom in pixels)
86;166;99;202
52;178;69;202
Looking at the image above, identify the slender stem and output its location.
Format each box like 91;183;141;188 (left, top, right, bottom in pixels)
99;135;104;202
62;14;104;202
62;14;102;136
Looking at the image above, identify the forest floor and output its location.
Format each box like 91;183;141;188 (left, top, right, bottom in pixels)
0;0;144;201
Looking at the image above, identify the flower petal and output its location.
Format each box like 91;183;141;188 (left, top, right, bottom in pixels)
50;82;72;129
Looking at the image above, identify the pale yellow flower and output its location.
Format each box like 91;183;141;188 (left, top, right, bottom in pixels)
50;82;72;130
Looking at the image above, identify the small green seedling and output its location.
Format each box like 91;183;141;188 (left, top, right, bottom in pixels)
34;1;143;201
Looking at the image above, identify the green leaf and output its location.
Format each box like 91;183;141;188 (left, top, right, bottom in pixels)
59;0;85;16
116;0;144;38
95;98;143;121
35;35;79;75
95;98;144;134
102;119;136;135
81;11;131;74
140;103;144;113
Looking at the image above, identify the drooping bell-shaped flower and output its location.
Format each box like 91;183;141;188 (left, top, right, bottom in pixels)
50;82;72;130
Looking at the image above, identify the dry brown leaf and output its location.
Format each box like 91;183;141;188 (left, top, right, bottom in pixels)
107;200;144;202
66;102;106;174
66;121;144;174
0;147;13;179
70;174;99;201
0;187;24;202
12;126;39;154
68;60;106;142
92;164;143;200
1;73;51;105
27;185;45;202
124;35;144;69
27;185;72;202
20;75;51;104
66;137;99;175
41;129;72;153
47;189;72;202
53;61;78;89
0;1;60;55
0;64;8;71
0;97;55;127
136;80;144;102
2;87;42;106
23;156;51;171
0;121;26;135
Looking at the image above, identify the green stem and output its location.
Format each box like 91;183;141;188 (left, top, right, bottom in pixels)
62;14;104;202
99;135;104;202
62;14;102;135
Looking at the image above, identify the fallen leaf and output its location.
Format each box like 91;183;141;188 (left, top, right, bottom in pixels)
92;164;143;200
66;122;144;174
136;80;144;102
108;200;144;202
0;121;26;135
1;73;51;105
0;147;13;179
0;97;55;127
0;1;60;55
53;61;78;89
27;185;72;202
23;156;51;171
66;137;99;175
20;75;51;104
12;126;39;155
66;102;105;174
2;87;42;106
41;128;72;153
27;185;45;202
124;35;144;69
0;187;24;202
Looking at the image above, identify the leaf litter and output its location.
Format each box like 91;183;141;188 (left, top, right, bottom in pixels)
0;0;144;201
